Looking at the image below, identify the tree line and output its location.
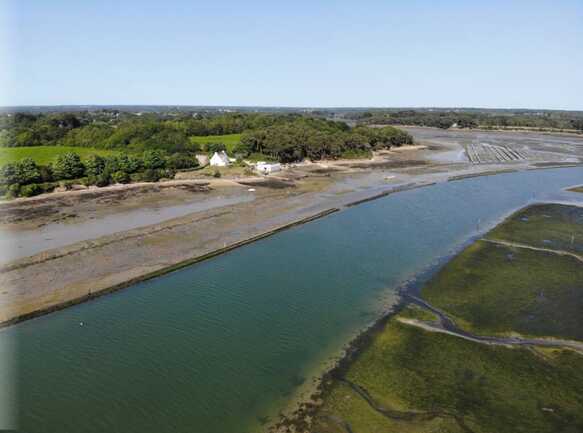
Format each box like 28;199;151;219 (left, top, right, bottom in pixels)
235;121;412;162
0;111;414;198
0;150;198;198
0;112;326;152
354;110;583;131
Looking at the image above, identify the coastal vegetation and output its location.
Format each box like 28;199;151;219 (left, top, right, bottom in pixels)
421;204;583;340
486;203;583;255
0;149;198;198
0;111;413;198
422;240;583;340
294;203;583;433
0;112;412;159
351;109;583;131
310;310;583;433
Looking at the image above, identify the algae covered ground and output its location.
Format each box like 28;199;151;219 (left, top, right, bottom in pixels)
486;203;583;255
312;310;583;433
293;203;583;433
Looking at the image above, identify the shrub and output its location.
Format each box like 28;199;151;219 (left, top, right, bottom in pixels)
166;153;199;170
6;184;20;198
0;159;41;185
0;163;18;185
120;155;143;173
85;155;106;176
340;149;372;159
141;169;161;182
39;165;53;183
213;169;222;178
85;173;111;187
142;149;166;169
52;153;85;180
16;158;41;184
20;183;43;197
111;171;130;184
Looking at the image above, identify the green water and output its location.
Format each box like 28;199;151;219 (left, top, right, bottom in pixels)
4;167;583;433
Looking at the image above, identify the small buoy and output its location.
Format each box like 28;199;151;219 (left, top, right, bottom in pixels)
248;188;256;192
79;322;84;326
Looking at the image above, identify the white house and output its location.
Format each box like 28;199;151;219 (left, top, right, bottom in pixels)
256;162;282;175
210;151;230;167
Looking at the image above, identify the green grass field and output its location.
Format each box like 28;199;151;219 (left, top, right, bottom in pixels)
0;146;120;165
188;134;242;153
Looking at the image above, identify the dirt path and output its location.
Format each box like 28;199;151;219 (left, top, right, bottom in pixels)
404;295;583;354
483;238;583;263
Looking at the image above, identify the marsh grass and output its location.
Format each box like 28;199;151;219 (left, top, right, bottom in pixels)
318;311;583;433
310;204;583;433
486;203;583;255
422;240;583;340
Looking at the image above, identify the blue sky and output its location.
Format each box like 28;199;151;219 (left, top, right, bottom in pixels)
3;0;583;109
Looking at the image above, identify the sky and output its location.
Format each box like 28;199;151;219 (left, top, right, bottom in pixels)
2;0;583;109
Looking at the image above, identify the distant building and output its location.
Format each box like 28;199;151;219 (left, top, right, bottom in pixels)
256;162;282;174
210;151;230;167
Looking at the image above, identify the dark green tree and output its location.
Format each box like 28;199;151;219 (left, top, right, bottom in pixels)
85;155;106;177
52;153;85;180
142;149;166;169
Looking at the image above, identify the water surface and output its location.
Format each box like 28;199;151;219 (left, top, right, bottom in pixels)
4;167;583;433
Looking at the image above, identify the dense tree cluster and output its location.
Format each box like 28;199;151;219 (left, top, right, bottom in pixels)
237;119;411;162
0;112;323;151
0;111;415;198
0;150;198;198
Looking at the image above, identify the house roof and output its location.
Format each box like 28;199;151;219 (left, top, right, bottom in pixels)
211;151;230;163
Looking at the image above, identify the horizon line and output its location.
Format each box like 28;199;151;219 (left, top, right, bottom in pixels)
2;104;583;113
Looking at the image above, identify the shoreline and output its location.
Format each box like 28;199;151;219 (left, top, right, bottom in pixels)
267;202;517;432
0;178;445;328
397;124;583;136
269;270;433;433
268;199;583;432
0;207;336;328
270;190;492;429
3;164;582;328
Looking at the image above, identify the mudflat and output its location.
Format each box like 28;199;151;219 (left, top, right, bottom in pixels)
1;128;583;326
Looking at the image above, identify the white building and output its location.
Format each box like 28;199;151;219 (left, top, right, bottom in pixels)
256;162;282;175
210;151;230;167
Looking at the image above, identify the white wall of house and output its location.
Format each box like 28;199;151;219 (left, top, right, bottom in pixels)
256;162;282;174
210;151;230;167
